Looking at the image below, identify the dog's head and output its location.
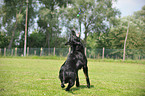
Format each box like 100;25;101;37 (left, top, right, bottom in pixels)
65;30;84;53
65;30;80;46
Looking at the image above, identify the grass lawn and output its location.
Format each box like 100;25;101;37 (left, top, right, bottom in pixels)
0;58;145;96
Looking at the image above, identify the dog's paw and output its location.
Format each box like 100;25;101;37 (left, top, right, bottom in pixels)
61;84;65;88
65;88;69;91
76;83;80;87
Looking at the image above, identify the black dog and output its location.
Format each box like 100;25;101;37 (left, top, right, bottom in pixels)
59;51;77;91
59;30;90;91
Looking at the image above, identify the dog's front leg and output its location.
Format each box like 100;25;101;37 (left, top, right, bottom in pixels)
60;78;65;88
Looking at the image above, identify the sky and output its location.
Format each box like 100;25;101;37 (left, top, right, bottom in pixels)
113;0;145;17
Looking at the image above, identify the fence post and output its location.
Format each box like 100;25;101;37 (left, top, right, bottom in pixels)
106;54;108;58
85;47;87;56
4;48;6;56
40;47;43;56
15;48;17;56
139;55;140;60
27;47;29;56
54;47;55;56
94;55;95;59
11;49;13;56
34;50;36;55
102;47;104;59
0;48;1;56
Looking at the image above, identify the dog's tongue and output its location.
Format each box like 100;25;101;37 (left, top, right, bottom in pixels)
76;34;79;37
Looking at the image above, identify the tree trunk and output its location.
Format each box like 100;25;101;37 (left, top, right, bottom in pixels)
8;7;22;49
123;22;129;61
47;33;50;48
84;21;88;47
84;30;87;47
79;17;81;38
44;32;50;48
8;13;18;49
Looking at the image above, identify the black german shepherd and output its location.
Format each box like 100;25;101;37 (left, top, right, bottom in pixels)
59;30;90;91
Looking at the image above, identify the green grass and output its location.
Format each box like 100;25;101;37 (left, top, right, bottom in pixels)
1;56;145;64
0;58;145;96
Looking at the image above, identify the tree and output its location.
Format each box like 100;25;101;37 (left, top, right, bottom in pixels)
123;21;129;61
1;0;24;48
87;5;145;50
37;0;73;48
107;15;145;49
0;0;37;48
28;30;45;48
134;5;145;23
18;29;67;48
59;0;120;46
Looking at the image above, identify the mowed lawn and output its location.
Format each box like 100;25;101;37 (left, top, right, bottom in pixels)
0;58;145;96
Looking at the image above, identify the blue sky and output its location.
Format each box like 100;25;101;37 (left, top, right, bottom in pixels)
113;0;145;17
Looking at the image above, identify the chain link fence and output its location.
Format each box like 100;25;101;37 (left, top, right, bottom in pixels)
0;48;145;60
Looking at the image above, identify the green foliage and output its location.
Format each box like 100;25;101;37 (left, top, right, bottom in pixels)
59;0;120;45
28;31;45;48
87;5;145;50
0;0;37;48
37;0;69;48
0;0;144;52
86;5;145;59
134;5;145;23
108;16;145;49
0;32;9;48
18;30;67;48
86;34;96;48
17;13;23;23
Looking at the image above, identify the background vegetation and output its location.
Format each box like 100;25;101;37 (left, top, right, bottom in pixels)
0;0;144;59
0;0;144;49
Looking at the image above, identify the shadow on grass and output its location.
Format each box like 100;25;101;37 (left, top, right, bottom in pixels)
66;85;94;94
